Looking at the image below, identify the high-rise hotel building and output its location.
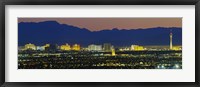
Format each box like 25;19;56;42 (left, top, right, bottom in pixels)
60;43;71;50
72;44;80;51
24;43;36;50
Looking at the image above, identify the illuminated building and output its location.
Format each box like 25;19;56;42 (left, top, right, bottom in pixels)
24;43;36;50
111;49;116;56
119;47;130;51
72;44;80;51
60;43;71;50
18;46;25;51
103;43;112;51
43;44;50;50
170;31;173;50
44;44;50;48
88;44;102;51
131;45;144;51
172;46;182;51
36;46;45;51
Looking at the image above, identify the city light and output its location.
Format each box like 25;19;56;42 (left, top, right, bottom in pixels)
18;20;182;69
18;42;182;69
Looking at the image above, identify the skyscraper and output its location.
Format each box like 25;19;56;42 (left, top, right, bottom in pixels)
170;31;173;50
111;48;116;56
103;43;112;51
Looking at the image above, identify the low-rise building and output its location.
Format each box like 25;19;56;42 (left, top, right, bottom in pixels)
88;44;102;51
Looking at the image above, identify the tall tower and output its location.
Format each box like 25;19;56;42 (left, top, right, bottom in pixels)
170;30;173;50
111;49;116;56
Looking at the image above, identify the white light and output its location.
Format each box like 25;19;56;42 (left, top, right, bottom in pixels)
175;64;180;68
161;65;165;69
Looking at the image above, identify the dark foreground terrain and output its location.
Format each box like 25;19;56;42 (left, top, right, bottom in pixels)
18;50;182;69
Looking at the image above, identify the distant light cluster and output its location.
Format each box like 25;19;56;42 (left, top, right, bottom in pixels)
19;43;182;52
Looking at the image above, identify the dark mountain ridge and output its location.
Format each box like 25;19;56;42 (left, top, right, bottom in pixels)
18;21;182;47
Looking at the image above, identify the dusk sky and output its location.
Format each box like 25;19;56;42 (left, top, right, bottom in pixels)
18;18;182;31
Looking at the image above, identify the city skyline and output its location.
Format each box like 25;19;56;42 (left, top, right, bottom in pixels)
19;28;181;51
18;18;182;69
18;18;182;31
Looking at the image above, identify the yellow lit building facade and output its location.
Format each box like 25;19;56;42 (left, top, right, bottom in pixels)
60;43;71;50
25;43;36;50
131;45;145;51
72;44;80;51
172;46;182;51
43;44;50;50
43;44;50;48
111;49;116;56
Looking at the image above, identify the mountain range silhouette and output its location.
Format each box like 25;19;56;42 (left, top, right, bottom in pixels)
18;21;182;47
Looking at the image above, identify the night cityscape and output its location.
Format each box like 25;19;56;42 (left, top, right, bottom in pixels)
18;18;182;69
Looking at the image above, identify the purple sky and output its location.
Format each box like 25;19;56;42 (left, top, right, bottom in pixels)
18;18;182;31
